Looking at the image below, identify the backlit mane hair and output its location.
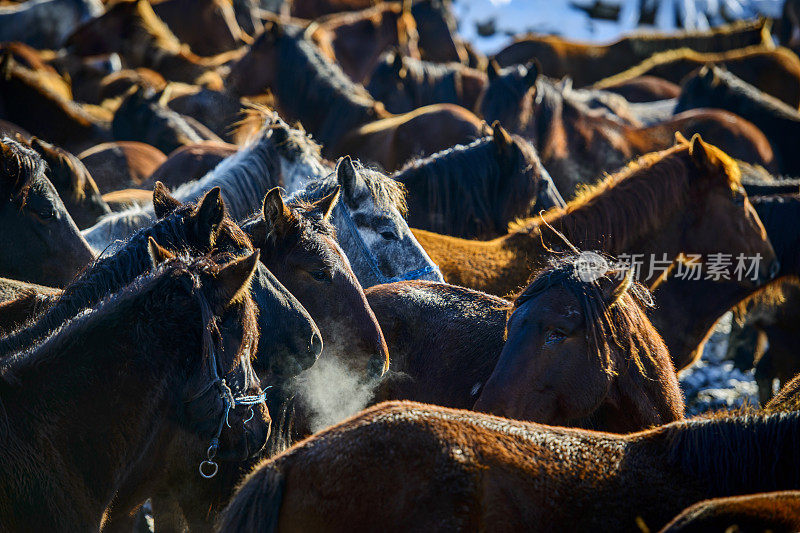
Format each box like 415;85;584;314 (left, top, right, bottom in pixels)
506;141;741;253
513;253;656;376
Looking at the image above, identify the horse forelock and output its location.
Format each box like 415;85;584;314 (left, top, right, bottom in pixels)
0;137;45;204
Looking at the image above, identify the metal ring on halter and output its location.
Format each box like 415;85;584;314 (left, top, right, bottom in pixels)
199;460;219;479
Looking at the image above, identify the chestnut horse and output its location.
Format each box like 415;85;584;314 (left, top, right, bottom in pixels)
366;51;487;114
474;255;684;432
141;141;237;191
0;137;95;287
392;124;564;239
0;251;270;530
412;136;776;298
659;491;800;532
226;22;483;170
152;0;246;56
220;401;800;532
481;62;776;196
594;46;800;108
78;141;167;193
492;18;770;86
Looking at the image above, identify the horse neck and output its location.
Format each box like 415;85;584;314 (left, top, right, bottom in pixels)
538;153;690;274
173;135;280;222
629;412;800;501
0;282;199;524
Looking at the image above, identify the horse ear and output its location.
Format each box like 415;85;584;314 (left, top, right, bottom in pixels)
214;251;260;308
487;58;501;81
312;185;341;222
524;60;539;88
599;269;633;308
261;187;293;237
336;156;361;199
194;187;225;247
147;236;175;266
674;131;689;146
491;121;514;159
689;134;722;174
152;181;182;218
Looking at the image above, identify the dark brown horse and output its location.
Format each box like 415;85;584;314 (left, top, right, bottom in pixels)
244;186;389;381
601;75;680;103
220;401;800;532
65;0;234;86
474;255;684;432
310;1;420;83
492;18;770;86
481;62;776;197
0;53;111;154
366;51;487;113
142;141;238;191
20;136;110;229
0;249;270;530
413;137;776;298
659;491;800;532
677;65;800;177
226;22;483;170
290;0;375;18
78;141;167;193
112;86;224;156
0;277;61;332
0;137;95;287
152;0;247;56
392;124;564;238
594;46;800;108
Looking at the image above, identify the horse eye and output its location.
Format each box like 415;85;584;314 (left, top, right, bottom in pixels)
380;231;399;241
544;329;567;345
308;269;329;282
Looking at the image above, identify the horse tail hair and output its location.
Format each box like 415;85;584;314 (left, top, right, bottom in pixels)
218;463;285;533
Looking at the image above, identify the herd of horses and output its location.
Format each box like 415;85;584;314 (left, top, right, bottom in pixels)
3;0;800;530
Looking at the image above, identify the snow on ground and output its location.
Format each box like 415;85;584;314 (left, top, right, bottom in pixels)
454;0;783;54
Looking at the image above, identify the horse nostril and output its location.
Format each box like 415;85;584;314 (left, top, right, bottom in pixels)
309;332;323;360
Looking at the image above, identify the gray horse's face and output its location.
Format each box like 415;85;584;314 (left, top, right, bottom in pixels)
329;157;442;288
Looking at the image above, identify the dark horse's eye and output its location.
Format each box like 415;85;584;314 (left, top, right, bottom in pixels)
544;329;567;345
380;231;399;241
308;269;329;282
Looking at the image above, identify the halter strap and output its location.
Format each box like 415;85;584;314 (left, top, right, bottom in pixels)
338;201;439;285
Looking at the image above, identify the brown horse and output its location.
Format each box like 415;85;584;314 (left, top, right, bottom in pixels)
474;254;684;432
0;248;270;530
0;137;95;287
492;18;771;87
0;53;111;154
659;491;800;532
78;141;167;193
152;0;247;56
366;51;487;114
310;1;420;83
481;62;776;196
290;0;375;18
226;22;483;169
413;136;776;298
594;46;800;108
220;401;800;532
0;277;60;332
160;83;245;143
245;185;389;380
20;136;110;229
392;125;564;238
601;75;680;103
65;0;234;86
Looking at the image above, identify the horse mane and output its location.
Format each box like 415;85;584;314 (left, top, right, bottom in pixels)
272;25;383;146
664;410;800;494
0;137;44;204
172;119;282;221
596;45;782;89
520;142;741;253
514;253;656;376
394;134;541;236
292;160;407;216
